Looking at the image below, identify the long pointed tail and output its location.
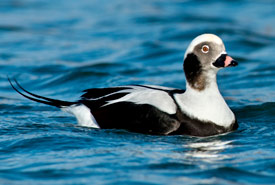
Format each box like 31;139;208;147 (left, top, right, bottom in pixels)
8;78;76;108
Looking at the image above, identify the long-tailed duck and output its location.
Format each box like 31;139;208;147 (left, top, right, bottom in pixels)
9;34;238;136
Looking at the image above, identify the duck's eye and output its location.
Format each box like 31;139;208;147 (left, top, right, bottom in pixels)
201;45;209;53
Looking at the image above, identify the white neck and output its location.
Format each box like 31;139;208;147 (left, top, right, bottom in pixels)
174;76;235;128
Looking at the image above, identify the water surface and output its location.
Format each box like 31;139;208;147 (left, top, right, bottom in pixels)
0;0;275;184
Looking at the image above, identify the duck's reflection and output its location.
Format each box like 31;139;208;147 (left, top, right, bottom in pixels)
184;138;233;162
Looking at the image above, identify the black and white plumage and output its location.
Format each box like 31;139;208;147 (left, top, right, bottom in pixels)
9;34;239;136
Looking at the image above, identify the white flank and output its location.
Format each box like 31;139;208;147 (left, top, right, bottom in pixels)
61;104;100;128
104;85;177;115
174;84;235;128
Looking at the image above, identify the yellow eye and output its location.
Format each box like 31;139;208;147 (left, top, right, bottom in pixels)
201;45;209;53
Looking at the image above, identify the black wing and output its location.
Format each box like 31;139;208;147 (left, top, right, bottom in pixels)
79;85;185;135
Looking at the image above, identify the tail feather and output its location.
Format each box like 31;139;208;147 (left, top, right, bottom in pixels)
8;77;76;108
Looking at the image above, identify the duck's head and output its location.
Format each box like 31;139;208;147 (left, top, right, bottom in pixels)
183;34;238;91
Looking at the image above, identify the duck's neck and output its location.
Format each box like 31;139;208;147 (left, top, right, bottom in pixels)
174;73;235;128
185;69;218;92
183;53;218;91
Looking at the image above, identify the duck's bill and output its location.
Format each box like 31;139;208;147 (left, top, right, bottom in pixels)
224;55;238;67
213;54;238;68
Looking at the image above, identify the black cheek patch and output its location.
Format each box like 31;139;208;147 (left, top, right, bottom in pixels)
213;54;227;68
184;53;202;86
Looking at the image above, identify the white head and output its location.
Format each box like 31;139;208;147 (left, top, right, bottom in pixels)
183;34;238;91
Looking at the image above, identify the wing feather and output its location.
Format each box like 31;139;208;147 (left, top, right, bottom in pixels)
80;85;182;115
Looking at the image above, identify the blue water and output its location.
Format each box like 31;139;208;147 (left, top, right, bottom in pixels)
0;0;275;184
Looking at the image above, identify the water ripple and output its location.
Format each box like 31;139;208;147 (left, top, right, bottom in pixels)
0;0;274;184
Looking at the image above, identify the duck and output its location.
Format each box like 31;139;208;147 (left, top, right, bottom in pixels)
9;33;238;136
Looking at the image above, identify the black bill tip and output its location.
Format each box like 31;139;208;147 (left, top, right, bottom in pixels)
229;60;238;67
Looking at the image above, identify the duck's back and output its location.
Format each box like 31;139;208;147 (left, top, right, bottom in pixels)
79;85;185;135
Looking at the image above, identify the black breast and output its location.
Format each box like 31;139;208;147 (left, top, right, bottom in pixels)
170;108;238;136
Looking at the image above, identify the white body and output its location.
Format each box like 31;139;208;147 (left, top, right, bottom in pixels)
174;85;235;127
62;83;235;129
